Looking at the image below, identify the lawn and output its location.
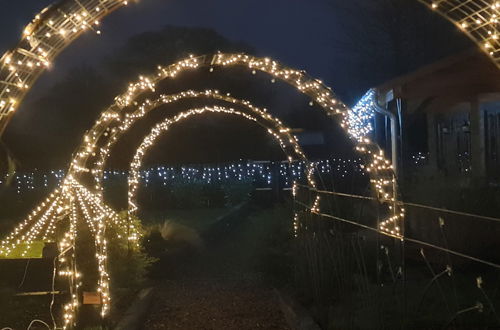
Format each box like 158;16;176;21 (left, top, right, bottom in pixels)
0;241;44;259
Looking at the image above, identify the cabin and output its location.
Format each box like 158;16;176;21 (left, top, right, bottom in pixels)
373;49;500;182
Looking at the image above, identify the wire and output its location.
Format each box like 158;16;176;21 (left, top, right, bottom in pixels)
296;200;500;270
18;258;31;289
27;320;50;330
49;253;58;329
402;201;500;224
404;237;500;270
297;184;500;224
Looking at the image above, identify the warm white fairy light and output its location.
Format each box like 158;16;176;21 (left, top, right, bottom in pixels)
72;181;111;315
0;190;60;256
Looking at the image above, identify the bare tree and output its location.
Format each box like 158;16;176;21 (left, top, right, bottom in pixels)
325;0;472;100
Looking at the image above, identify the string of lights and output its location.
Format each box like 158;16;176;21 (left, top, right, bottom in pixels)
4;159;366;194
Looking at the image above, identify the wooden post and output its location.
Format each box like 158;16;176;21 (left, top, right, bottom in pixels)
470;99;486;177
426;112;439;171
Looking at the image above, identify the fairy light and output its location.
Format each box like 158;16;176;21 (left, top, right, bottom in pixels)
345;89;376;142
0;190;60;256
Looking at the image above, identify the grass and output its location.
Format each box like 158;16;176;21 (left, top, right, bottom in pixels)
0;241;44;259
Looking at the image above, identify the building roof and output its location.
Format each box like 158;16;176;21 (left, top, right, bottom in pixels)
376;49;500;113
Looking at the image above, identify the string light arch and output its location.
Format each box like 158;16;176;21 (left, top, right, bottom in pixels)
0;51;406;328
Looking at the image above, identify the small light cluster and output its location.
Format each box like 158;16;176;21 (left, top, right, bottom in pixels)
345;89;376;142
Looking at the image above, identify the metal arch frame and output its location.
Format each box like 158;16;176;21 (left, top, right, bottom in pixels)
418;0;499;67
0;0;129;132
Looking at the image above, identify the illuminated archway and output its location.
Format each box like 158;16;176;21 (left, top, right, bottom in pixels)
0;93;318;328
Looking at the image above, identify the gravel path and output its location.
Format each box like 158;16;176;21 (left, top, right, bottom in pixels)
145;278;289;330
143;206;291;329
